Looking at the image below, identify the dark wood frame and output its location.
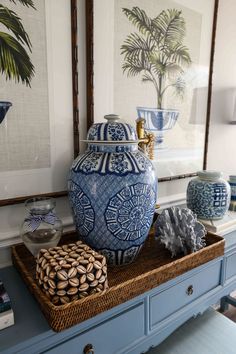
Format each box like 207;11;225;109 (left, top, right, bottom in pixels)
0;0;79;207
86;0;219;182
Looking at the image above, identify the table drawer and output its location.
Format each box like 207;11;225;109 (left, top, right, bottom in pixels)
225;252;236;281
150;260;221;329
44;302;145;354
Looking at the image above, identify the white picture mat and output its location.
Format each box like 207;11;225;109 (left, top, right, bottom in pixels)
0;0;50;173
93;0;215;178
0;0;74;200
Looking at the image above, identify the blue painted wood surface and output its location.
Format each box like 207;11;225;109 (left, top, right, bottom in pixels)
150;260;221;327
147;309;236;354
223;230;236;251
45;302;145;354
225;252;236;280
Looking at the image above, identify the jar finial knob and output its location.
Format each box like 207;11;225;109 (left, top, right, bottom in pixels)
104;114;120;123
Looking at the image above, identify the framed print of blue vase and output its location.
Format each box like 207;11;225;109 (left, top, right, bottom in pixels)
187;170;231;220
68;114;157;265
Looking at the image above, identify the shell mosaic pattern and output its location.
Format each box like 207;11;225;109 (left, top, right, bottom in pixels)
187;180;230;219
87;122;137;141
105;183;156;241
71;150;153;176
155;207;206;257
35;241;108;305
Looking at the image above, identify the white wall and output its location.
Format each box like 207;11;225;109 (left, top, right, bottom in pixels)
1;0;235;267
207;0;236;178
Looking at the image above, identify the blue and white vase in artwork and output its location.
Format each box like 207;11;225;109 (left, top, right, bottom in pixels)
68;114;157;265
187;170;231;220
0;101;12;124
136;107;179;149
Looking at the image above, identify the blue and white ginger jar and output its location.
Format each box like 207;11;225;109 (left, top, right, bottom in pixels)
187;170;230;220
229;176;236;201
68;114;157;265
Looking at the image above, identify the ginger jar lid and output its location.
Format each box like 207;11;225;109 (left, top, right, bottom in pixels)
86;114;138;143
197;170;222;181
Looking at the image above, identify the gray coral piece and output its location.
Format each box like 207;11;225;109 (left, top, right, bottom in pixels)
154;207;206;257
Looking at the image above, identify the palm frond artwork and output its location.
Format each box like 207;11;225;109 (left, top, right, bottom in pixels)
0;0;35;87
121;7;191;109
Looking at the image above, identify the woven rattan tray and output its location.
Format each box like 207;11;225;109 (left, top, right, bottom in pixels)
11;231;224;332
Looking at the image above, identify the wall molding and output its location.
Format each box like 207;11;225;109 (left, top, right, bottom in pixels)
158;193;186;210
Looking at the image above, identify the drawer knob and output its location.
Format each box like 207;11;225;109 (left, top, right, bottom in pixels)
186;285;193;296
83;344;94;354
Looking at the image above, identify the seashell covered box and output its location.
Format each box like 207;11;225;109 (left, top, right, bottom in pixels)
35;240;108;305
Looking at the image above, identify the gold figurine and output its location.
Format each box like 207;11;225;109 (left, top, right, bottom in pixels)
136;117;155;160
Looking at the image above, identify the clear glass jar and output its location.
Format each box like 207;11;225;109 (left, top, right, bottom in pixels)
20;197;63;256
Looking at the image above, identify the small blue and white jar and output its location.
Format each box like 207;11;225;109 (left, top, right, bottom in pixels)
229;176;236;211
68;114;157;265
229;176;236;201
187;170;231;220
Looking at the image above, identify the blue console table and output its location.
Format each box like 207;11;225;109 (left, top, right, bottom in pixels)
1;230;236;354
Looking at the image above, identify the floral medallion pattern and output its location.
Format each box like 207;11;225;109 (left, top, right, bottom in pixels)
132;151;151;170
107;123;129;140
87;124;100;141
87;122;137;141
71;152;102;173
105;183;156;241
68;180;95;236
110;154;129;173
72;150;153;176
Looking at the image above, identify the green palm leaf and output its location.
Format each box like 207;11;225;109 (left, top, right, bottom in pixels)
153;9;185;47
121;32;153;70
0;5;32;49
149;53;168;77
142;73;153;83
8;0;35;9
0;31;34;86
0;1;35;85
122;7;153;38
171;77;186;98
165;62;184;79
122;61;144;77
167;43;191;66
